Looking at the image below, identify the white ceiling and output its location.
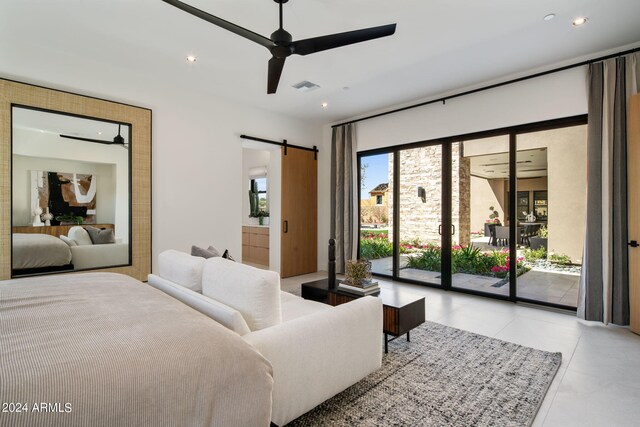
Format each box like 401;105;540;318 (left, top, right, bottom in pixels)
13;107;130;142
470;149;547;180
2;0;640;125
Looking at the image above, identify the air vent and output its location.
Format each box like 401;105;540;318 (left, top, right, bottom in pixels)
292;80;320;92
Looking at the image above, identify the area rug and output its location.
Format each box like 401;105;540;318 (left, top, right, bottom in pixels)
287;319;561;426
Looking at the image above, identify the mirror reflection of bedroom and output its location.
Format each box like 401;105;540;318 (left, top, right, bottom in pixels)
11;106;131;277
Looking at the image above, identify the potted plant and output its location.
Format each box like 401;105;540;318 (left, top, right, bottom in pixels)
257;210;269;226
484;206;501;236
529;225;548;251
55;213;85;225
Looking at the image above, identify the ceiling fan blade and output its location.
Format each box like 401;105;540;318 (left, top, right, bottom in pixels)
268;56;286;94
161;0;275;49
292;23;396;56
60;134;123;145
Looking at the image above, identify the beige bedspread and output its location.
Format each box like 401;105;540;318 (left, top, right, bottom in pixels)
12;233;72;270
0;273;273;427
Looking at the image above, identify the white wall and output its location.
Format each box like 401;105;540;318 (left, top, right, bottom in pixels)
317;67;590;265
12;128;128;241
2;83;321;276
153;97;320;272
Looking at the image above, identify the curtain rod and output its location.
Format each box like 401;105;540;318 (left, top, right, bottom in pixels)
240;134;318;159
332;46;640;129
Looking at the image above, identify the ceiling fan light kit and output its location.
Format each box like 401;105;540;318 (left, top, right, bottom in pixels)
161;0;397;94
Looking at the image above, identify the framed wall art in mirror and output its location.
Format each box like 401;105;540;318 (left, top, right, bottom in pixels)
0;79;151;281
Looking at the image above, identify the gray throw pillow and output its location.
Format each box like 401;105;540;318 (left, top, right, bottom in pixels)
207;246;222;257
191;245;221;259
85;226;116;244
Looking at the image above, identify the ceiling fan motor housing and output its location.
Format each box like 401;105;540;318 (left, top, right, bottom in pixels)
270;28;293;58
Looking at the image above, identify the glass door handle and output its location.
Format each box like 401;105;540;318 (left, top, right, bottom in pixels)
438;224;443;235
451;224;456;235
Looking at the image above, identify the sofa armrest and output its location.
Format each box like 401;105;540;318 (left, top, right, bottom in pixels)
243;296;382;426
148;274;251;336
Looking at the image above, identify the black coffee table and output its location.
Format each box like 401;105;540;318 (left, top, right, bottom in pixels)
301;279;425;353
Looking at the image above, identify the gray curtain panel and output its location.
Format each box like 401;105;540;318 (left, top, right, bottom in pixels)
330;124;357;273
579;52;640;325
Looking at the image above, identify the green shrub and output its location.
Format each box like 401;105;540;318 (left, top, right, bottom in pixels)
360;238;393;260
523;247;547;263
548;252;571;265
537;226;548;238
406;246;441;272
452;245;483;274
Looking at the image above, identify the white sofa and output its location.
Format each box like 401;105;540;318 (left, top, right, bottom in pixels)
148;250;383;426
62;226;129;270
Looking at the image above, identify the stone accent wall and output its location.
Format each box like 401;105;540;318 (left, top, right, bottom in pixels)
388;143;470;247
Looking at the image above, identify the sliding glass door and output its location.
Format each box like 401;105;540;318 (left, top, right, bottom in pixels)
359;152;394;276
397;144;445;287
358;116;587;310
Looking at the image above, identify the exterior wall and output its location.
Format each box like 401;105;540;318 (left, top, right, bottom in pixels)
470;177;506;234
518;126;587;262
388;143;470;246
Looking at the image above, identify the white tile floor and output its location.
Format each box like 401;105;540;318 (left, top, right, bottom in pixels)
282;271;640;427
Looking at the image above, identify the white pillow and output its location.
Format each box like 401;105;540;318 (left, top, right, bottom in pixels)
157;249;206;292
59;235;78;247
202;257;281;331
68;226;93;246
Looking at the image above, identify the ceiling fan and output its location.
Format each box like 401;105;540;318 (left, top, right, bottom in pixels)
60;124;127;147
161;0;397;94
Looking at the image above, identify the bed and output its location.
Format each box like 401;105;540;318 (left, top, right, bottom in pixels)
0;272;274;427
11;233;73;274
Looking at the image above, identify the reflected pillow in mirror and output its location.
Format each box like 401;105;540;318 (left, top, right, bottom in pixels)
191;245;221;259
59;235;78;247
85;226;116;244
68;226;93;246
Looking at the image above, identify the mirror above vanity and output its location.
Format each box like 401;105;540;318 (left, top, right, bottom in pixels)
0;79;151;281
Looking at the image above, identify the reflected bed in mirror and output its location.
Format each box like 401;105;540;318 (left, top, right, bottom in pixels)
11;106;132;276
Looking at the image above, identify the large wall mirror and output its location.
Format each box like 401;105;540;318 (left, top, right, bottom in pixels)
0;79;151;281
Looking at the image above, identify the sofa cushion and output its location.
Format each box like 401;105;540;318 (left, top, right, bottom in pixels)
85;226;116;244
68;226;93;246
158;249;206;292
59;235;78;247
280;293;332;323
202;257;281;331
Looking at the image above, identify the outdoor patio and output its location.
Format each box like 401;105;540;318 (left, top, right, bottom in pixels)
369;248;580;307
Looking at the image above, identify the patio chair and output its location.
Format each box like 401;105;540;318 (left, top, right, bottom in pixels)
495;226;510;246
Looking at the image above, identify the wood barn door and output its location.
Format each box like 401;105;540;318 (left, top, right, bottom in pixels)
629;93;640;335
281;147;317;278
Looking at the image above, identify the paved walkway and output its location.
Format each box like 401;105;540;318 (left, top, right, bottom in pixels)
369;256;579;307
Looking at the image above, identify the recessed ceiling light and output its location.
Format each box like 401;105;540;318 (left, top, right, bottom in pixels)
97;131;102;135
543;14;556;22
186;55;197;63
572;17;588;27
321;102;328;109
